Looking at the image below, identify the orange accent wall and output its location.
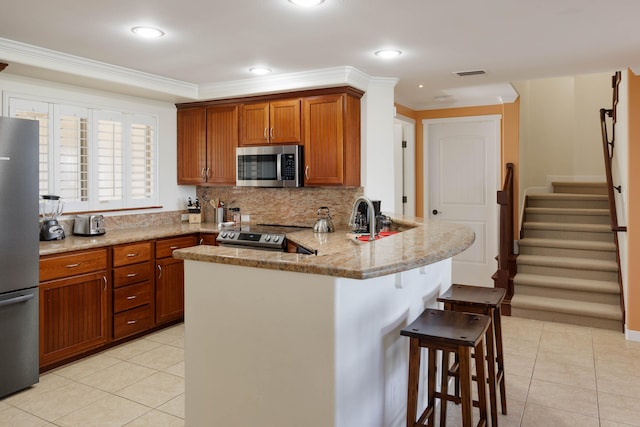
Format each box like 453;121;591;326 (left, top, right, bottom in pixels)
395;101;520;235
626;70;640;331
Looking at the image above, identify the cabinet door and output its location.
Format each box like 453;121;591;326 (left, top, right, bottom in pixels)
155;257;185;325
303;94;345;186
40;271;109;368
177;108;207;185
240;102;269;146
206;105;239;185
270;99;301;144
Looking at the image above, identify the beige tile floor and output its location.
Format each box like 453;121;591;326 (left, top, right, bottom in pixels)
2;316;640;426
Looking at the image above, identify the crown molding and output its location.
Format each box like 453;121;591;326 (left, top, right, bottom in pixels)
0;37;199;99
197;66;389;100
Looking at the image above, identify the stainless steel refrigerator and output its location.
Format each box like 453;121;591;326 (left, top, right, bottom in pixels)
0;116;40;398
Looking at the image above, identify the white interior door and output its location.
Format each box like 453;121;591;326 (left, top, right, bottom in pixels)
424;116;500;286
394;116;416;216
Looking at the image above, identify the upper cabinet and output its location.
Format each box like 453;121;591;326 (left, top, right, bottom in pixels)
176;86;363;187
177;105;238;185
240;99;301;146
302;91;361;187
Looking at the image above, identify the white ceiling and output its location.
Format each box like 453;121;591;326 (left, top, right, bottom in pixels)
0;0;639;109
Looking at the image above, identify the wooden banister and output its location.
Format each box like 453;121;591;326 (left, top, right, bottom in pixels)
494;163;515;312
600;71;626;331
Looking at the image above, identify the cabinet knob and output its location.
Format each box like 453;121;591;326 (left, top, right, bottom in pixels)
127;320;137;325
126;295;137;300
305;166;310;180
65;263;80;269
126;273;138;278
270;127;274;140
126;253;139;258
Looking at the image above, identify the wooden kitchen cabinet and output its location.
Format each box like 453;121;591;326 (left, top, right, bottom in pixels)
155;235;198;325
199;233;219;245
302;91;361;187
177;105;238;185
112;242;154;340
39;249;109;369
239;99;301;146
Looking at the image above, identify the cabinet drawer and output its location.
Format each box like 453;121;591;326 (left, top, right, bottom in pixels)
40;249;108;282
113;281;152;313
155;235;198;259
113;305;153;340
113;242;152;267
113;262;152;288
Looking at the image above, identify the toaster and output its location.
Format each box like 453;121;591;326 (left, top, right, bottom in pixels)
73;214;106;236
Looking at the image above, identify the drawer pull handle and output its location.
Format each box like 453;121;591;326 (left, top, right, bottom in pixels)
126;295;137;300
126;273;138;278
170;246;179;250
65;263;80;268
127;253;139;257
127;320;137;325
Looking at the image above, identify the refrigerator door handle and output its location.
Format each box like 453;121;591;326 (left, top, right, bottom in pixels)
0;293;35;308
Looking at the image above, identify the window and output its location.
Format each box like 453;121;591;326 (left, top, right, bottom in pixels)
8;97;158;212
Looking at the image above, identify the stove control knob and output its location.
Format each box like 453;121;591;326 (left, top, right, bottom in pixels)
273;236;280;243
264;235;271;242
229;232;235;239
221;232;227;238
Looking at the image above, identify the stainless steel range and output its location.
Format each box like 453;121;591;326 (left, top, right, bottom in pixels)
216;225;309;252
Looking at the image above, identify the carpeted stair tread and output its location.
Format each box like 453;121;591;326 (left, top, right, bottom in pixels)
511;294;622;321
514;273;619;294
524;207;610;216
519;238;616;252
522;222;611;232
528;193;608;201
516;254;618;271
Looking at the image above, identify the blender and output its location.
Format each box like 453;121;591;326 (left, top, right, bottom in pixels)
40;195;65;241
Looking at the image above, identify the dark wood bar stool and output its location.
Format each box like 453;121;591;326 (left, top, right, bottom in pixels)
401;308;491;427
438;285;507;427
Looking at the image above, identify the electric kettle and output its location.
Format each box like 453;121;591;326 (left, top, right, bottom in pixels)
313;207;334;233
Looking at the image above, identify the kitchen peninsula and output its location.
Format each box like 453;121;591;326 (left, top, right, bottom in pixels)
173;217;474;427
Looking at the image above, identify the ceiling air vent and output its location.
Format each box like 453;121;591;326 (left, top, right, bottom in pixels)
454;69;486;77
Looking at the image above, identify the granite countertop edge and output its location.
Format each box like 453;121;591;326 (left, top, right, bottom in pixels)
40;216;475;280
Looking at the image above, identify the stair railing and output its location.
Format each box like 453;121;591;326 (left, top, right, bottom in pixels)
600;70;626;331
495;162;515;313
600;71;627;233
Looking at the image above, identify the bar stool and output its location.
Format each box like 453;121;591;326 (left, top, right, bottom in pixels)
401;308;491;427
438;285;507;427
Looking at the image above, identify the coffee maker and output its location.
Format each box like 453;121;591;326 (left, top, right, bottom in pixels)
40;195;65;241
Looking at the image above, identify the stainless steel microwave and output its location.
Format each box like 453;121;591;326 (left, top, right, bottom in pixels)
236;145;303;187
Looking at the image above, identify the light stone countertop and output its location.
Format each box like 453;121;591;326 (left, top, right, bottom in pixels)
39;216;474;280
173;216;475;280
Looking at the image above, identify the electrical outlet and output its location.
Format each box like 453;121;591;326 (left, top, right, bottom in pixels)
181;214;189;221
241;214;250;222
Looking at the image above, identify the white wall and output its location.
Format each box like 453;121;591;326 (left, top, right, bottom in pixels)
0;73;193;215
513;72;613;193
360;79;398;215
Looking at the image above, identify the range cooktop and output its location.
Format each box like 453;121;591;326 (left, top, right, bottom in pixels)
216;224;310;251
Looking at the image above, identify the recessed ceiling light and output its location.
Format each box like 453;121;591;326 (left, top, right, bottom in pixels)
249;67;272;75
289;0;325;6
374;49;402;59
417;84;424;88
131;26;165;38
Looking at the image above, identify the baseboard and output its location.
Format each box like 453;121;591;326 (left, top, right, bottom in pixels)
625;327;640;342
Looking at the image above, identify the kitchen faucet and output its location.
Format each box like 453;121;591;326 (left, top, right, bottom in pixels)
349;196;377;241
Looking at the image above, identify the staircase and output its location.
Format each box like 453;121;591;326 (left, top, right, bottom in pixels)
510;182;623;330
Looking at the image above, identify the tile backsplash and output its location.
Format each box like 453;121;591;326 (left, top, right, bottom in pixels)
197;186;364;227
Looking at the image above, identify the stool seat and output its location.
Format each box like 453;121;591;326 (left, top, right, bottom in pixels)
438;284;505;307
400;309;490;347
401;309;491;427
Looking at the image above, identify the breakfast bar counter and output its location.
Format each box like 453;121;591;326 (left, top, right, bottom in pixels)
173;217;474;427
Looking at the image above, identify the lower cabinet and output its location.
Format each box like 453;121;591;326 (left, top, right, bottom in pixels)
39;235;198;370
155;235;198;325
39;248;109;369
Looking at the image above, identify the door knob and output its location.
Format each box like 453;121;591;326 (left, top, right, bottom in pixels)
432;209;441;215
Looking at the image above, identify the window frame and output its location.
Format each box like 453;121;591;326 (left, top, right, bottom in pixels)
6;93;159;213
